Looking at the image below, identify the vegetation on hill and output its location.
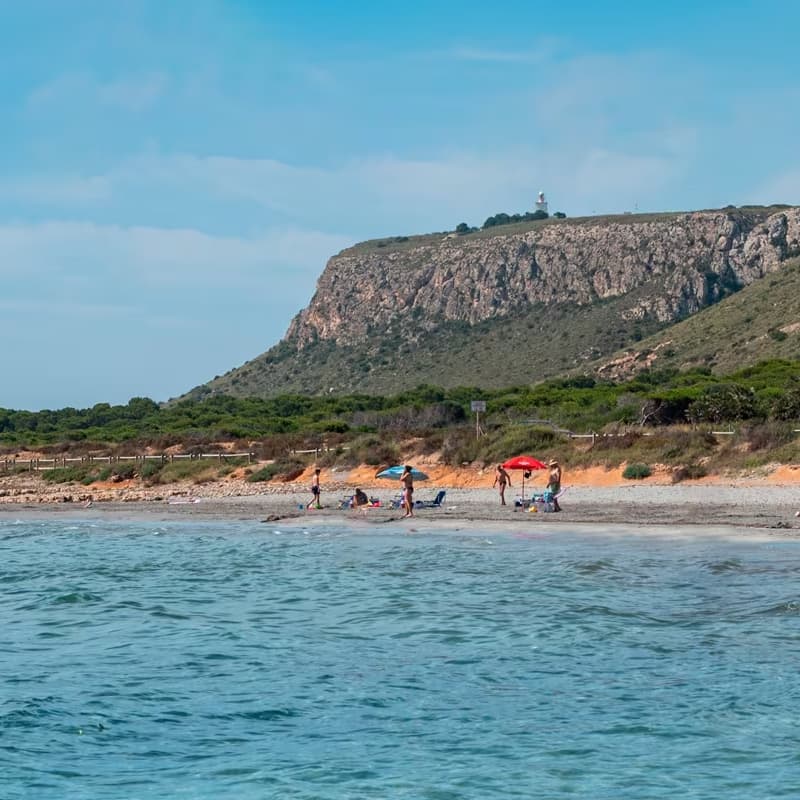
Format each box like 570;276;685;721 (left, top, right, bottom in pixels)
591;258;800;378
340;205;791;257
482;209;550;228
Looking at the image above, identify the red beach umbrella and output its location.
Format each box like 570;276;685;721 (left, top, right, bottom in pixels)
501;455;547;501
502;456;547;472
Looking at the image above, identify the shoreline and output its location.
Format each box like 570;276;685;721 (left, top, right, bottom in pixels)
2;483;798;534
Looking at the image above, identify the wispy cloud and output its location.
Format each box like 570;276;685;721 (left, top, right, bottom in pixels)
0;219;353;407
27;71;168;112
446;46;550;64
0;221;350;290
0;174;112;205
1;141;689;234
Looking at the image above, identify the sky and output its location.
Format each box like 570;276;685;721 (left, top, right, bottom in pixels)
2;0;798;411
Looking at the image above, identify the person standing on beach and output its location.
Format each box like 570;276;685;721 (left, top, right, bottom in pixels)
547;460;562;512
307;468;322;509
401;465;414;518
493;464;512;505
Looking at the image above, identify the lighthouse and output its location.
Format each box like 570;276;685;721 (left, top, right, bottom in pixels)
535;191;548;214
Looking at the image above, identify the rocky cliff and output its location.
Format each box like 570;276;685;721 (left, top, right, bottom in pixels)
189;206;800;399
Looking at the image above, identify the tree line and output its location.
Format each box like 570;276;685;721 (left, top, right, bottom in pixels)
1;360;799;449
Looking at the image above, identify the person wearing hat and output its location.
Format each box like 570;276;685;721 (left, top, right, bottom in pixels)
547;460;562;512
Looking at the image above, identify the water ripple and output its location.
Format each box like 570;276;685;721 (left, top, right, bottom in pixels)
2;520;800;799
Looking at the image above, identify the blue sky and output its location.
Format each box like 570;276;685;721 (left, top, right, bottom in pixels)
2;0;798;410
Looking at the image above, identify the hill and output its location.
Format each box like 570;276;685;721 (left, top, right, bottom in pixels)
184;205;800;399
593;257;800;379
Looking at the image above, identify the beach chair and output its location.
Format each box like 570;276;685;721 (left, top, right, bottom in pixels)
414;490;446;509
530;487;567;513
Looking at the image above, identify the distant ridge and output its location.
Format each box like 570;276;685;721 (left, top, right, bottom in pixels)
184;205;800;399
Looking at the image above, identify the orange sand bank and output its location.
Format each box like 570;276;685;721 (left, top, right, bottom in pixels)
299;462;800;490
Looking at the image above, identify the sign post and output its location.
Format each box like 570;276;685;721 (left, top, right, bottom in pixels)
470;400;486;439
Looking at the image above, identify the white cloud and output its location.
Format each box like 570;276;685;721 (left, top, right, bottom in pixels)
0;219;354;408
0;174;112;205
1;142;690;234
0;221;351;290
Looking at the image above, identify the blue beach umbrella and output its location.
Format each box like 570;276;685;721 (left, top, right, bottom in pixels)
376;466;429;481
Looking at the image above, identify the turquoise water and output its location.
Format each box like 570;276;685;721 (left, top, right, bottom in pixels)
2;519;800;799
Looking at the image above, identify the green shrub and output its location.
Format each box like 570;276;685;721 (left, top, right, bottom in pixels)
150;459;213;484
481;426;559;463
622;463;652;480
246;460;304;482
247;465;277;482
344;435;399;467
140;460;164;480
772;387;800;420
111;463;137;481
671;463;708;483
686;384;764;423
41;466;93;483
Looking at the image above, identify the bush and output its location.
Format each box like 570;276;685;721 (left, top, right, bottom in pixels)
344;435;400;467
149;459;214;485
743;422;795;452
623;463;652;480
246;460;305;482
772;387;800;420
247;465;280;482
441;428;482;465
686;384;764;423
41;466;93;484
140;460;165;480
671;463;708;483
482;209;548;229
112;463;137;481
482;426;558;463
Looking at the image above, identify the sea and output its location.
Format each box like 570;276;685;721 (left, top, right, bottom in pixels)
2;517;800;799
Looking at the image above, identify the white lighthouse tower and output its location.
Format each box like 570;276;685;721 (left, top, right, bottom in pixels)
535;191;548;214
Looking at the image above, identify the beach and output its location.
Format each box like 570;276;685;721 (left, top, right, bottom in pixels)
2;472;798;532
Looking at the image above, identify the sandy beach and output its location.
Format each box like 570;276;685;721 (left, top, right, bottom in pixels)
2;474;798;533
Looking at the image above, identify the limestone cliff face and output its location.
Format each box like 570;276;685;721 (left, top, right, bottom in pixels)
287;208;800;348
